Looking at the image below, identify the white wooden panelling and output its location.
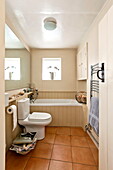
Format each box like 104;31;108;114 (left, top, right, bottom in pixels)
99;12;108;170
30;105;84;127
99;5;113;170
38;91;76;99
107;6;113;170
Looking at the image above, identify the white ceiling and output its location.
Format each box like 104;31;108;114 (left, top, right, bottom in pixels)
5;0;106;49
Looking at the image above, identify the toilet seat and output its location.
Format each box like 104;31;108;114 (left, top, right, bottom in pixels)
28;112;51;122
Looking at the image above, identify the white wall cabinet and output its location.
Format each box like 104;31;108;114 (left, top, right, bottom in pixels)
99;5;113;170
77;43;87;80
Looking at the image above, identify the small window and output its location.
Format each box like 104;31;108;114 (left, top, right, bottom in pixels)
5;58;20;80
42;58;61;80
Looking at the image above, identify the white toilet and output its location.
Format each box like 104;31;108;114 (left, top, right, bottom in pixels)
18;98;52;140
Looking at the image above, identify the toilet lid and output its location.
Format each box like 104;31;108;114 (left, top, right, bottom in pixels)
28;112;51;122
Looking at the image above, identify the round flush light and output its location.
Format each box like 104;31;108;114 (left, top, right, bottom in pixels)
44;17;57;31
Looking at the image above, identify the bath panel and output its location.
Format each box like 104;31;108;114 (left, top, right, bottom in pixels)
30;105;83;127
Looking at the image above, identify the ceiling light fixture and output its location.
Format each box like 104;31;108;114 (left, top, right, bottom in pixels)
44;17;57;31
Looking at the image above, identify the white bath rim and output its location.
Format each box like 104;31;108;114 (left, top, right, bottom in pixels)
30;99;82;106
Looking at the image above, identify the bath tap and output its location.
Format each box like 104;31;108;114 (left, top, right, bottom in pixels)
29;94;34;103
30;98;36;103
29;88;38;103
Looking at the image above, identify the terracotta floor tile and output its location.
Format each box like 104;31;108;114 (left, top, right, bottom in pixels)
49;160;72;170
71;127;86;136
6;127;99;170
72;147;96;165
25;157;49;170
84;131;89;137
31;143;53;159
86;137;97;148
46;127;57;134
55;134;71;146
86;135;91;140
39;133;55;144
56;127;71;135
6;150;32;158
73;163;98;170
91;148;99;165
52;145;72;162
71;136;89;147
6;151;30;170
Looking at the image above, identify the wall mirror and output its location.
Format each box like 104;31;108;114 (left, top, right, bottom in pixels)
5;24;30;91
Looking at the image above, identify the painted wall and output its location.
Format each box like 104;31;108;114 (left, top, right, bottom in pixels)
5;49;30;91
77;80;87;92
31;49;78;91
0;0;5;169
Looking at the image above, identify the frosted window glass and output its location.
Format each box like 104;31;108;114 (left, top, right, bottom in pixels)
5;58;20;80
42;58;61;80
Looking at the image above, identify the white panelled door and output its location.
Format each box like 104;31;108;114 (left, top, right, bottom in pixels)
99;5;113;170
107;6;113;170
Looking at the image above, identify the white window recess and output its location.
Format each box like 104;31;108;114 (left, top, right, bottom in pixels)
5;58;20;80
42;58;61;80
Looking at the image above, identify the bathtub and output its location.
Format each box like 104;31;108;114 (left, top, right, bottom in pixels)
30;99;82;106
30;99;83;127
